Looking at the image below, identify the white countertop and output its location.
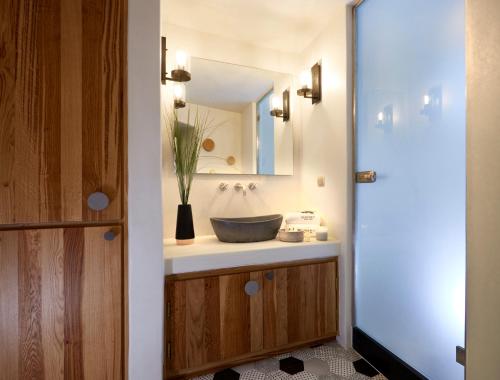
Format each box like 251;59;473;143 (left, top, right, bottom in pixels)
164;235;340;275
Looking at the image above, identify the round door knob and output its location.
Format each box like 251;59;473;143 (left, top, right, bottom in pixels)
265;271;274;281
244;280;260;296
104;230;116;241
87;192;110;211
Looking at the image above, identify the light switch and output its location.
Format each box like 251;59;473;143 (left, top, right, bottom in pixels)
317;176;325;187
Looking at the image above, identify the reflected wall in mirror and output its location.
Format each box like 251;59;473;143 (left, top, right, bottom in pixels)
176;57;293;176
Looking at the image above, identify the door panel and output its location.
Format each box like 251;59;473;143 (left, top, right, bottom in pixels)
354;1;466;379
0;0;125;225
0;226;123;380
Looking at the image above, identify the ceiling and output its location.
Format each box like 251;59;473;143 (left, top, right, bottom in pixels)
165;0;349;53
186;58;290;113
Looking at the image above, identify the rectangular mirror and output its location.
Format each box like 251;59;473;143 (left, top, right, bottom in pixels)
177;57;293;175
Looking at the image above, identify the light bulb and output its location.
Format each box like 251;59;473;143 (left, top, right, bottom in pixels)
175;50;189;71
299;70;312;90
270;94;282;111
173;83;185;101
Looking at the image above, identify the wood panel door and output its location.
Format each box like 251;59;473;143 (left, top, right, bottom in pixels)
0;226;123;380
166;271;263;374
0;0;126;225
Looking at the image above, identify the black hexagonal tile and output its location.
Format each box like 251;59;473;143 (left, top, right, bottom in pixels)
279;356;305;375
353;359;380;377
213;368;240;380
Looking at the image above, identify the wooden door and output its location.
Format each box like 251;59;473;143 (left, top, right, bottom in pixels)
0;0;126;225
166;271;263;375
0;226;123;380
262;260;338;349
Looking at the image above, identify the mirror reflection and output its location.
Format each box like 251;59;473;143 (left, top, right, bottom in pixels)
176;57;293;175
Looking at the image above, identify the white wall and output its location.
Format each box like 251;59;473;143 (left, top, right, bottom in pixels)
241;102;257;174
466;0;500;377
298;4;352;348
128;0;164;379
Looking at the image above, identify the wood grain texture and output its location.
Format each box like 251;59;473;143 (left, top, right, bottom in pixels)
0;231;19;380
263;268;288;349
0;226;123;380
0;0;126;226
165;257;339;378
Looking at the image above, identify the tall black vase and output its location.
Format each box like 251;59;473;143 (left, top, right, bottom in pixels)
176;204;195;245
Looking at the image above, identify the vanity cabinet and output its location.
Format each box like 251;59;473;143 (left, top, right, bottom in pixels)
164;257;338;379
0;226;123;379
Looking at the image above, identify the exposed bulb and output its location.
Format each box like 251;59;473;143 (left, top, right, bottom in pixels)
175;50;189;71
270;94;282;111
173;83;185;101
299;69;312;90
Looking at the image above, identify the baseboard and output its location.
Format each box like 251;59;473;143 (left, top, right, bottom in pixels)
352;327;428;380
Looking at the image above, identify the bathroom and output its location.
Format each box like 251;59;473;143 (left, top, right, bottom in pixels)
0;0;499;380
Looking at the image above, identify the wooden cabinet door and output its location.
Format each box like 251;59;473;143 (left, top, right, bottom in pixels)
262;260;338;350
166;271;263;375
0;226;123;380
0;0;125;225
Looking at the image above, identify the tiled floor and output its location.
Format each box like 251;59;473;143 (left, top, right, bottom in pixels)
193;341;387;380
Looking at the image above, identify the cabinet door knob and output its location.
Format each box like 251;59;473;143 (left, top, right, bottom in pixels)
104;230;117;241
244;280;260;296
87;192;110;211
265;271;274;281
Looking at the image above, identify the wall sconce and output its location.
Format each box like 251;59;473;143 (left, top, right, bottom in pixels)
270;90;290;122
297;62;322;104
161;36;191;84
173;83;186;109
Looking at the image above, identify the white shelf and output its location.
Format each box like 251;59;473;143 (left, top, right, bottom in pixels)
164;235;340;275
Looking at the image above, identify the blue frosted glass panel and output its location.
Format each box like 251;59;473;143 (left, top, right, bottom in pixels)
354;1;465;379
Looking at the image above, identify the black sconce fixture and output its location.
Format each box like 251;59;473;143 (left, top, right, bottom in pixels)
270;89;290;122
161;36;191;84
297;62;322;104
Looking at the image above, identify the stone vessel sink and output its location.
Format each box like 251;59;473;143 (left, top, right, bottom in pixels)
210;214;283;243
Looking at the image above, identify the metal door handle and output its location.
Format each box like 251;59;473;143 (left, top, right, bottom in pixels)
356;170;377;183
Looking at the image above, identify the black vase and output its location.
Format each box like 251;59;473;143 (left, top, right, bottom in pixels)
176;204;195;245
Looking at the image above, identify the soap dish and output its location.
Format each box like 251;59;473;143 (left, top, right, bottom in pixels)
278;229;304;243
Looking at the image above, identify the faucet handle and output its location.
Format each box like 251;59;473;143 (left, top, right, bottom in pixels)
218;182;229;191
248;182;257;191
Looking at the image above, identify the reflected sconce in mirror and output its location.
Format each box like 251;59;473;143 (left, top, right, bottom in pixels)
297;62;322;104
270;90;290;122
376;104;393;130
161;36;191;84
173;83;186;109
420;86;442;121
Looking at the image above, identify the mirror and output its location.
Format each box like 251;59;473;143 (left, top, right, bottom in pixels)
177;57;293;175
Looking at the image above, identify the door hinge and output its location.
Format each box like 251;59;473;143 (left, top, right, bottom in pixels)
456;346;465;366
167;342;172;360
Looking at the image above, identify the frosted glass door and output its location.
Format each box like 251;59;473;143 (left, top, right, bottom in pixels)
354;1;465;379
